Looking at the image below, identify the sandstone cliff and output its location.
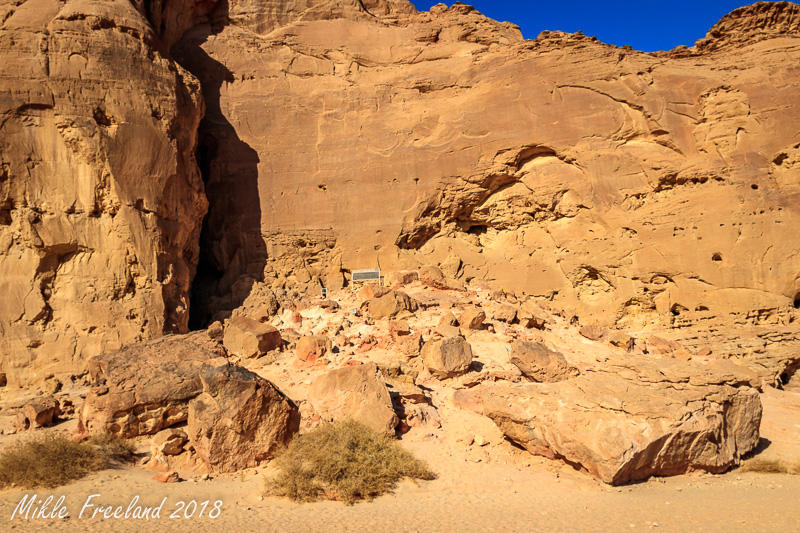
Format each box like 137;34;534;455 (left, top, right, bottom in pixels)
1;1;799;385
0;0;217;385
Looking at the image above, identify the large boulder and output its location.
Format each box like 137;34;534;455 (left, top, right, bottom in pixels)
15;396;61;430
421;336;473;379
509;340;579;383
79;333;223;437
308;363;399;435
223;316;283;358
455;356;762;485
187;365;300;473
367;291;419;319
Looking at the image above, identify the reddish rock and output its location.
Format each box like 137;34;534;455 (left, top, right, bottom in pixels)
187;365;300;473
579;324;608;341
296;335;333;362
15;396;61;430
459;306;486;330
152;471;181;484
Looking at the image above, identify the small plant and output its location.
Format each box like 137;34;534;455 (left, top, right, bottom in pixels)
85;432;137;462
265;419;435;504
0;433;107;489
739;457;789;474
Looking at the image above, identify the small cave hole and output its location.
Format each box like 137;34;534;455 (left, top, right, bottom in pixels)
711;253;722;262
751;184;759;190
466;225;487;236
93;107;112;127
779;373;790;386
793;292;800;309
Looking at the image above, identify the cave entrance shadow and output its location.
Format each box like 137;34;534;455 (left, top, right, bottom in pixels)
173;5;267;329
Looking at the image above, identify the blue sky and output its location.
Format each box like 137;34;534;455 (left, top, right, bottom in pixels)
409;1;760;52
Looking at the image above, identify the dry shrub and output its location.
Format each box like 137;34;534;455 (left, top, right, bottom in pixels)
265;419;435;504
0;432;136;489
85;432;137;461
739;457;789;474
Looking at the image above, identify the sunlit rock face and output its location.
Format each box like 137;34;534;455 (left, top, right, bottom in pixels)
1;1;799;385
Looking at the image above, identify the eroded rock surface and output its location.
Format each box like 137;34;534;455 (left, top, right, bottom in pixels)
308;362;399;435
187;364;300;472
455;356;762;485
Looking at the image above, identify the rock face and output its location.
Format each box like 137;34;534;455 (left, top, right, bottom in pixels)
0;0;215;385
187;364;301;472
308;362;399;435
3;1;800;387
170;0;800;384
509;340;580;383
79;332;223;437
455;356;762;485
421;336;473;379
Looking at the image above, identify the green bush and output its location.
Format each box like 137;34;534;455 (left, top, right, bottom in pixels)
0;432;135;489
265;420;435;504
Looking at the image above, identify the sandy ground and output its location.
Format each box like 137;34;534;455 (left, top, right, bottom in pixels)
1;386;799;533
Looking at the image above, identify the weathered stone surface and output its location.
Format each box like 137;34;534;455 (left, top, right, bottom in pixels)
509;340;580;383
579;325;608;342
79;332;224;437
308;362;399;435
15;396;61;430
151;428;189;457
459;306;486;330
296;335;332;362
439;311;459;327
187;365;300;473
609;332;635;351
368;291;419;319
170;1;800;383
4;0;800;389
384;271;419;287
0;0;213;386
421;336;473;379
493;304;517;324
223;316;282;358
455;356;763;485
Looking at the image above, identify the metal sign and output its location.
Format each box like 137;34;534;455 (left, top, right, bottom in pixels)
351;268;381;282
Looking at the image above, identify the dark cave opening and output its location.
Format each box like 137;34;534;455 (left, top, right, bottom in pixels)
188;134;222;330
793;292;800;309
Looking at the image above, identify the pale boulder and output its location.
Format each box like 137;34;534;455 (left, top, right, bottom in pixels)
223;316;283;358
308;363;399;435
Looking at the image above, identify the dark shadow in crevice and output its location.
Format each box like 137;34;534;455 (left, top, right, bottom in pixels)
173;4;268;329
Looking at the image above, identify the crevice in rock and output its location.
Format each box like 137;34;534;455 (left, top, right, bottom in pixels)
172;3;268;329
